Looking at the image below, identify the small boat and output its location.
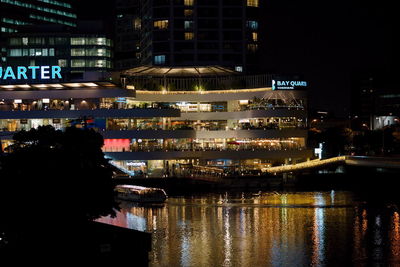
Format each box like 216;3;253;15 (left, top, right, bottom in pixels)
115;184;167;203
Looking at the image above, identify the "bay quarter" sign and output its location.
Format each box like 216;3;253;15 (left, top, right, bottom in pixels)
272;79;307;90
0;66;62;80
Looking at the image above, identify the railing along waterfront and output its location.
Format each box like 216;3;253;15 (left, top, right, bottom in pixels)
265;155;400;174
266;156;347;174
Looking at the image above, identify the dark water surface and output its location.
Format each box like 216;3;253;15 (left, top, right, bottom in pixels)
98;191;400;266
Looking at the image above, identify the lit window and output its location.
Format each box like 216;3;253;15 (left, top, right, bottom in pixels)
58;59;67;67
184;9;193;17
9;49;22;57
184;0;194;6
184;20;193;30
71;48;85;56
134;18;141;30
71;59;85;67
94;38;106;45
246;20;258;30
154;55;166;65
247;0;259;7
247;44;258;52
153;20;169;29
86;60;107;68
252;32;258;42
9;38;22;45
235;66;243;72
71;38;85;45
185;32;194;40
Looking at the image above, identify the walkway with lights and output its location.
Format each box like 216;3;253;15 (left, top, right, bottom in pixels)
265;156;400;174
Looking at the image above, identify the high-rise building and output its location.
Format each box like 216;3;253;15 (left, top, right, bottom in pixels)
0;0;77;66
0;0;77;31
138;0;260;73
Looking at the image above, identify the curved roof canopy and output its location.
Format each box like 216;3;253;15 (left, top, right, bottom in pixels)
122;66;239;77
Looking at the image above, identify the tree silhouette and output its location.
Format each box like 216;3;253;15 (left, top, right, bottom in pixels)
0;125;119;261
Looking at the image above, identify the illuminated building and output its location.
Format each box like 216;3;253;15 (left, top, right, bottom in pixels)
0;0;76;65
138;0;260;72
2;24;113;82
0;66;312;177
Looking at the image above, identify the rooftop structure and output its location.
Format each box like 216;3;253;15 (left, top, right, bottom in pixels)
120;65;272;91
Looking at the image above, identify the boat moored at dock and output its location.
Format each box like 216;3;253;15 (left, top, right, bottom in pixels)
115;184;167;203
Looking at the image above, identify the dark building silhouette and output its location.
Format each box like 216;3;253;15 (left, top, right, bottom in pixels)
351;70;399;130
114;0;141;70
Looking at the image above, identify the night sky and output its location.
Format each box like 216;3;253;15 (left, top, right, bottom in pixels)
260;0;396;117
77;0;397;117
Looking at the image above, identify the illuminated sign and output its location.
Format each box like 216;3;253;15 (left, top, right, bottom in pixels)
116;97;127;103
126;162;146;167
272;80;307;90
0;66;62;80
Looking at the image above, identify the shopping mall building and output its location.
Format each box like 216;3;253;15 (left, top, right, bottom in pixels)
0;66;313;177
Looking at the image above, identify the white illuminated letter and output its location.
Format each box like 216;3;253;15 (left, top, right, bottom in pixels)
41;66;50;79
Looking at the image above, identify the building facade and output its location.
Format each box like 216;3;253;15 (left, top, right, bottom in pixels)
0;0;77;65
139;0;260;72
351;72;400;130
2;26;113;82
1;66;312;178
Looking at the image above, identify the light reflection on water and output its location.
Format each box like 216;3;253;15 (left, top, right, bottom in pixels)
98;191;400;266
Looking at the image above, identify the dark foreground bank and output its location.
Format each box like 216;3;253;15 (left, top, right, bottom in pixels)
0;221;151;265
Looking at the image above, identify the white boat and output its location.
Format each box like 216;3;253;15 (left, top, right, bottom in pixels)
115;184;167;203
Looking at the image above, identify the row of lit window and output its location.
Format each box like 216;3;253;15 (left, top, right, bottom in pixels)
29;14;76;27
1;17;31;26
180;0;257;7
153;20;168;29
70;48;111;57
70;38;112;46
154;20;194;30
8;37;112;46
69;59;112;68
0;27;17;33
0;0;77;18
153;19;258;31
38;0;72;9
8;48;112;57
8;48;55;57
